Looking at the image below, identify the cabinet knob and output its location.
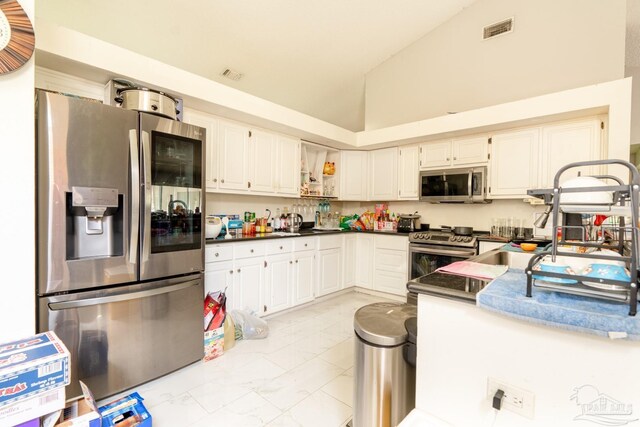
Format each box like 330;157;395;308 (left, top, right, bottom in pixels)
446;158;450;161
279;246;283;250
221;179;225;183
213;178;217;183
295;260;299;263
237;269;241;273
229;270;233;274
290;260;293;264
453;157;457;160
215;253;219;257
304;243;308;247
250;249;254;253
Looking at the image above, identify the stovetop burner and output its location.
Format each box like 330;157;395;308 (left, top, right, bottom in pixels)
409;230;477;247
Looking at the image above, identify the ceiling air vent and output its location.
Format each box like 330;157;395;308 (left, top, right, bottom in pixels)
483;17;514;40
221;68;243;81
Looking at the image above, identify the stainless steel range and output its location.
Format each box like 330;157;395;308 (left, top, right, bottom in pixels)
408;230;478;278
407;229;480;304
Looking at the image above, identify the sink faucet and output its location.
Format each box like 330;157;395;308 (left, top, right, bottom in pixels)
168;195;187;216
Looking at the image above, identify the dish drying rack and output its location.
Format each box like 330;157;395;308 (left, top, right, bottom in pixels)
525;159;640;316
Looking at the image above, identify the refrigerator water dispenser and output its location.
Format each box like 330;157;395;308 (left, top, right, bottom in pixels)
67;186;123;259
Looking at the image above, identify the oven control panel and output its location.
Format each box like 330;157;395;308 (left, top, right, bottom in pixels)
409;231;476;247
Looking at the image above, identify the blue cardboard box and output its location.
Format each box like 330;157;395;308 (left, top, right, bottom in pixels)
0;331;70;408
99;392;151;427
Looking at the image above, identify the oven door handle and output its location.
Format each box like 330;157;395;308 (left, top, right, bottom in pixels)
410;246;476;257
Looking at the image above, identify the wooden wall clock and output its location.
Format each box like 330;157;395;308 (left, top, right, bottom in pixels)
0;0;34;74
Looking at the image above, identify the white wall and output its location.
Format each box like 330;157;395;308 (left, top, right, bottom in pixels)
626;66;640;146
416;294;640;426
0;0;35;342
364;0;626;130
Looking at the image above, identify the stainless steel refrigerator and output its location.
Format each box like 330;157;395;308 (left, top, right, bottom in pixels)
36;90;206;400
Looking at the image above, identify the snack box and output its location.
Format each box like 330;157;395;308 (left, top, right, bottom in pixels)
98;392;151;427
204;327;224;362
0;387;65;427
16;419;40;427
0;331;70;408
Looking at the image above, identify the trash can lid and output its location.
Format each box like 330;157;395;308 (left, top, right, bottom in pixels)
354;302;417;346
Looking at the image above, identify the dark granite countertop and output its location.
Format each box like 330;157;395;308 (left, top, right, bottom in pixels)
206;228;411;244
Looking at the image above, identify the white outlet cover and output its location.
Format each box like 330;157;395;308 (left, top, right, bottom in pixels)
487;377;535;419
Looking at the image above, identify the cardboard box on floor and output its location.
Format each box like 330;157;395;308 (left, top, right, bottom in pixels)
54;381;101;427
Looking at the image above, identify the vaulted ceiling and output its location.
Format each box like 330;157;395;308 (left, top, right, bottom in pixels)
36;0;478;131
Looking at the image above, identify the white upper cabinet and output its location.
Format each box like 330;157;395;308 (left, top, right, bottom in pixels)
249;129;276;193
369;148;398;201
398;145;419;200
420;136;488;170
340;151;368;201
218;120;250;191
488;128;540;198
183;108;219;191
451;136;489;166
276;135;300;196
419;141;450;169
539;118;603;188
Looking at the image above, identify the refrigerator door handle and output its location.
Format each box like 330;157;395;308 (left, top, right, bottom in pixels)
48;279;200;310
129;129;140;265
141;130;152;264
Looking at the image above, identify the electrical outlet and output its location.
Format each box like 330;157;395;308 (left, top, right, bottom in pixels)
487;377;535;419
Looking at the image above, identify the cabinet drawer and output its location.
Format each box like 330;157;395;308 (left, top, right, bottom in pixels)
294;237;316;252
205;245;233;263
374;234;408;251
375;248;408;273
373;270;408;296
266;239;293;255
317;234;343;250
234;242;265;259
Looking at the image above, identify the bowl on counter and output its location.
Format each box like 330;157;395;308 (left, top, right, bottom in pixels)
520;243;538;252
533;256;578;284
581;263;631;291
205;216;223;239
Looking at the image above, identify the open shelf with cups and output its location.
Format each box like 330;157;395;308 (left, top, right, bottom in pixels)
524;159;640;316
300;142;339;198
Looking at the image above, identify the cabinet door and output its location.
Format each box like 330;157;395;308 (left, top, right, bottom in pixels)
265;254;291;315
356;234;374;289
205;261;235;310
398;145;419;200
293;251;315;305
234;257;264;315
374;248;408;296
420;141;451;169
277;135;300;195
369;148;398;201
183;109;219;191
317;248;342;296
452;136;488;166
489;129;539;198
340;151;368;201
343;234;357;287
218;120;249;191
540;119;602;188
249;129;276;193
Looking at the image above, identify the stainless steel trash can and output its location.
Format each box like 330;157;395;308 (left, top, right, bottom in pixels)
353;302;417;427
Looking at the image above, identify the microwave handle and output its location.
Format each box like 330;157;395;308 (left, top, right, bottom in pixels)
468;172;473;200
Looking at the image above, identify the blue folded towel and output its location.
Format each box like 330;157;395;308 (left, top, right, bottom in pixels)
477;269;640;340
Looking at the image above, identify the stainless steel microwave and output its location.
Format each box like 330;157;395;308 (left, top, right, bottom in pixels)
419;167;489;203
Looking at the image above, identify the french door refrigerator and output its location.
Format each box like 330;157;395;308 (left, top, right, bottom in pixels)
36;90;206;400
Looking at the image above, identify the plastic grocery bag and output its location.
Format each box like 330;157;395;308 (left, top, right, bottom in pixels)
229;309;269;339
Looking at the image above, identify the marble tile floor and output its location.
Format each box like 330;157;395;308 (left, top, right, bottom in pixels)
102;291;390;427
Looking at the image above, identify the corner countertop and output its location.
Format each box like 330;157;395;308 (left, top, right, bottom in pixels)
476;268;640;340
206;228;411;244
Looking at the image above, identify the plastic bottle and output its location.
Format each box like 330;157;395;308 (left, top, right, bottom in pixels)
274;208;281;231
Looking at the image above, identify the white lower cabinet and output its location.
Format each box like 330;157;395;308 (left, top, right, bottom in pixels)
293;251;315;305
373;235;408;296
356;234;374;289
233;256;265;316
264;254;292;315
317;248;343;296
343;234;357;287
204;261;235;309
